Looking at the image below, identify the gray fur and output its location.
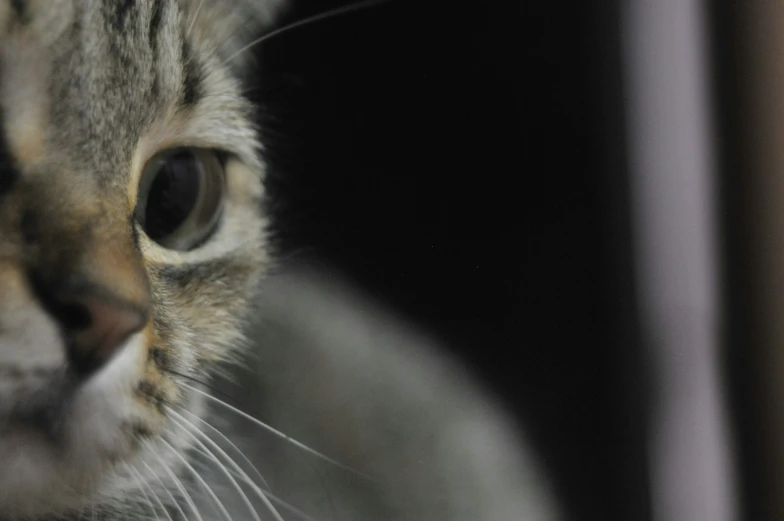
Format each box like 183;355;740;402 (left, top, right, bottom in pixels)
207;264;561;521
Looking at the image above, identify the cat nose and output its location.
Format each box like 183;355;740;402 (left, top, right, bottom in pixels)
16;188;152;378
58;292;148;377
32;278;150;378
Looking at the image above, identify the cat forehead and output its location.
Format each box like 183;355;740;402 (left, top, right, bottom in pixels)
0;0;284;60
0;0;263;186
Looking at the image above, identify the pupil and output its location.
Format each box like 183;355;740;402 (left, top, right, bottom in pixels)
144;151;201;240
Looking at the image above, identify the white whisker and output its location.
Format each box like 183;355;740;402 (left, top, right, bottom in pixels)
181;382;374;482
188;450;324;521
178;406;272;491
223;0;394;65
125;464;159;520
167;409;279;521
186;0;206;38
159;438;235;521
128;465;174;521
247;487;323;521
142;461;191;521
153;443;206;521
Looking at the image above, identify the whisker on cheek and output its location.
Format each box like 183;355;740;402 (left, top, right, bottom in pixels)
166;408;280;521
141;460;190;521
181;381;375;483
148;444;206;521
159;437;235;521
178;406;272;492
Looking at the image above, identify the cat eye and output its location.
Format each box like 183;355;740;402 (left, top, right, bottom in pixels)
135;148;225;251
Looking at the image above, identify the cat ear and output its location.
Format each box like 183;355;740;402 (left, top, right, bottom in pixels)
180;0;288;70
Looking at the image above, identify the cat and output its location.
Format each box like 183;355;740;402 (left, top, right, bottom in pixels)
0;1;558;520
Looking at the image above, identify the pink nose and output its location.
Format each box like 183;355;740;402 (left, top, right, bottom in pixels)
61;293;147;376
30;276;149;378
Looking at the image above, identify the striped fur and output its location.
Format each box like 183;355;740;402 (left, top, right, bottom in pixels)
0;1;279;519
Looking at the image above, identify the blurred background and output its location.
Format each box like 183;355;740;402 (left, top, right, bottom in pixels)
240;0;784;520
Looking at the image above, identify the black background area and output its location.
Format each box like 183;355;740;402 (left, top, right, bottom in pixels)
248;1;650;520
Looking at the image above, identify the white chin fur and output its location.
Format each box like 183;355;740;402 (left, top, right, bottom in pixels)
0;333;146;519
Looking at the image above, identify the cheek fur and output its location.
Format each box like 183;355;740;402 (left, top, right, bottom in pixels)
147;252;264;367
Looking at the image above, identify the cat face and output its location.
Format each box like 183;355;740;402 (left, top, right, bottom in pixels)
0;1;280;517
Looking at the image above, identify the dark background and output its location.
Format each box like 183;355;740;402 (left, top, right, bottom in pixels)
248;1;651;520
